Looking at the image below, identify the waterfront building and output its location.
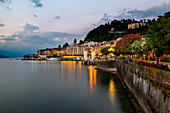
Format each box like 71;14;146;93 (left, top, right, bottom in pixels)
52;48;67;56
37;48;53;56
39;55;47;59
83;40;119;61
66;40;85;56
37;49;45;56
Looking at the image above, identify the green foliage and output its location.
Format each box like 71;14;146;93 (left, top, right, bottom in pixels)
145;11;170;64
127;39;151;56
161;56;170;62
33;55;38;58
100;47;110;56
133;67;141;74
119;61;123;64
53;55;58;58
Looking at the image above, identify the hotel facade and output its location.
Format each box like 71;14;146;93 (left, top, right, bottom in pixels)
36;38;120;60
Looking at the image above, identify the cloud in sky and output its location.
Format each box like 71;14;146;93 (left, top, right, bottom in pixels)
54;16;61;20
33;15;38;18
97;3;170;24
32;0;43;8
0;0;12;10
0;35;17;41
0;0;5;3
101;13;112;22
23;23;39;31
115;3;170;20
0;24;5;27
0;23;84;56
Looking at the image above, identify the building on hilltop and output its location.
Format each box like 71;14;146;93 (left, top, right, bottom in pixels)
128;22;148;29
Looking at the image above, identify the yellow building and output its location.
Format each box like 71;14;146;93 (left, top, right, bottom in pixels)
37;48;53;56
128;22;148;29
94;46;102;55
52;48;66;56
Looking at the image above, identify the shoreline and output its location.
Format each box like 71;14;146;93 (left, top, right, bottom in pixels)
95;66;145;113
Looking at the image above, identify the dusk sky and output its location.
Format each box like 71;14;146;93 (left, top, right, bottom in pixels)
0;0;170;57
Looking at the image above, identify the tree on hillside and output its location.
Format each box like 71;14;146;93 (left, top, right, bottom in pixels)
145;11;170;64
63;43;69;48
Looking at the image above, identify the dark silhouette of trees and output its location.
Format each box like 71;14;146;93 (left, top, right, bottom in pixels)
58;45;61;48
79;40;84;45
74;39;77;44
63;43;69;48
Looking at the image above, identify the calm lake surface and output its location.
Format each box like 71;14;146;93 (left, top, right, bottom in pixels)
0;59;137;113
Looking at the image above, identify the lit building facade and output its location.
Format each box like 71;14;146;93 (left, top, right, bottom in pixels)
83;40;119;61
37;48;53;56
52;48;66;56
66;43;85;56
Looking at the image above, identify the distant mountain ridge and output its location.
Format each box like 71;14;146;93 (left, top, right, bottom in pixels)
0;54;10;58
0;49;23;58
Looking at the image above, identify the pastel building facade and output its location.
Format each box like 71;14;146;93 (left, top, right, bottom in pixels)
66;42;85;56
83;39;119;61
36;39;120;60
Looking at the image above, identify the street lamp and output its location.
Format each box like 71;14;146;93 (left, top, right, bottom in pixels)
108;47;115;53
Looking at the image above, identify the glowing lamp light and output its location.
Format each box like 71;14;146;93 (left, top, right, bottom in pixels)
108;48;115;52
98;53;102;56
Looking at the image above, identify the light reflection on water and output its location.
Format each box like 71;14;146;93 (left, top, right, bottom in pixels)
88;66;97;93
0;59;136;113
109;79;116;105
88;65;116;105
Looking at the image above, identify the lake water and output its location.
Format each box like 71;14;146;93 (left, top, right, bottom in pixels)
0;59;136;113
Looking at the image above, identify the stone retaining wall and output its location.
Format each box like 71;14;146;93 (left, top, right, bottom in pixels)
117;61;170;113
97;60;116;68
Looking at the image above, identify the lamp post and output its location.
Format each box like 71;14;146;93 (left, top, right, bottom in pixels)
108;47;115;59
